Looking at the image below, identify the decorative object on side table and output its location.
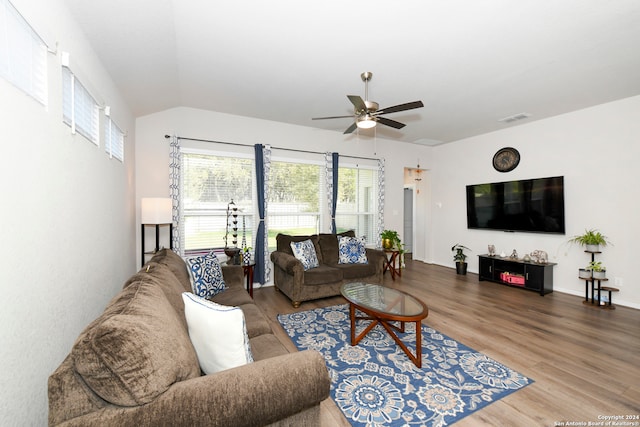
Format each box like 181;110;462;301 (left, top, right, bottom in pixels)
224;200;240;264
380;229;401;250
530;250;548;264
488;244;496;256
510;249;518;259
451;243;471;275
242;246;253;265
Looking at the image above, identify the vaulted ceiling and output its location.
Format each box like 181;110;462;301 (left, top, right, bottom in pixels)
62;0;640;145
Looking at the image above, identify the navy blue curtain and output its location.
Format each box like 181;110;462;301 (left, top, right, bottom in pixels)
331;153;339;233
254;144;266;284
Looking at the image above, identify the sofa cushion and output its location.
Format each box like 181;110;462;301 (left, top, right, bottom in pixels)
185;251;226;298
338;235;369;264
249;334;289;361
290;239;320;270
334;262;378;280
317;230;355;265
303;265;344;285
124;262;190;329
72;281;200;406
149;248;192;292
182;293;253;374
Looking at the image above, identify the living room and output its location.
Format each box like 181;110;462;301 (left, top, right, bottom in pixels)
1;0;639;425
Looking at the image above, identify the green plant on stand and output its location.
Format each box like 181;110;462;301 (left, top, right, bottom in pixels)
587;261;606;279
381;230;402;250
451;243;471;275
381;229;406;268
569;229;612;252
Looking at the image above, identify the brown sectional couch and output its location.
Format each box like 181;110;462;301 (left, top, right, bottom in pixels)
48;249;330;426
270;231;385;307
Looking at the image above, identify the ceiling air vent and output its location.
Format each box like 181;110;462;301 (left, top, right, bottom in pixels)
498;112;531;124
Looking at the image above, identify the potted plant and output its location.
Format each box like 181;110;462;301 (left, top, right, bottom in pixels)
569;229;612;252
578;268;591;279
451;243;471;275
380;230;401;250
588;261;606;279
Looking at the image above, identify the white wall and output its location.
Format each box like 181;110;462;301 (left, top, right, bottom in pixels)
0;1;136;425
135;107;434;266
431;95;640;308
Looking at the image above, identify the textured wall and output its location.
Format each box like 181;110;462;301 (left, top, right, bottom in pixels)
0;1;136;425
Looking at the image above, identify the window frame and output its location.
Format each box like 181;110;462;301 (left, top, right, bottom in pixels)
180;147;256;255
62;65;100;145
0;0;48;105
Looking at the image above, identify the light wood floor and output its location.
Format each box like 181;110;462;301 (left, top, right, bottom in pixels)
252;259;640;427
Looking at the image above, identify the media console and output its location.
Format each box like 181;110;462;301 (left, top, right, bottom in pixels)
478;255;555;296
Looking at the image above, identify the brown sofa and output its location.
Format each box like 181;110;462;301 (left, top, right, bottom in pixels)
270;231;385;307
48;249;330;426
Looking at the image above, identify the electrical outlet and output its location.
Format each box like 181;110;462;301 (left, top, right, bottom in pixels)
614;277;624;287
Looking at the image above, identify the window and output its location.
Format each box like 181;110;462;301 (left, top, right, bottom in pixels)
181;150;255;253
104;115;124;161
335;165;378;244
268;160;324;249
62;66;99;144
0;0;48;105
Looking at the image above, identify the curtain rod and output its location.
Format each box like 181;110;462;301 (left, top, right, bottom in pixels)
164;134;380;162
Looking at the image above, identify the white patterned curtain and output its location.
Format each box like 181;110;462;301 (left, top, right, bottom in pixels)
169;135;183;255
325;152;338;233
377;158;385;248
262;145;272;283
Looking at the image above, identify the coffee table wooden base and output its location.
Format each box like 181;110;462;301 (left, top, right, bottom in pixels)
348;303;423;368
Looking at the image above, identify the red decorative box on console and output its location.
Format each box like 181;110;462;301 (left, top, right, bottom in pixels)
500;272;525;286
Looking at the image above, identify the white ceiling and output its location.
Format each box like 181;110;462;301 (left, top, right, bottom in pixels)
62;0;640;145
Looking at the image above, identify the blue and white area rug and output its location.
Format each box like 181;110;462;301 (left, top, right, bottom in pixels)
277;304;532;427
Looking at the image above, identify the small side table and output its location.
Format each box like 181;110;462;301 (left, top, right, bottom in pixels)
383;249;401;280
241;263;255;298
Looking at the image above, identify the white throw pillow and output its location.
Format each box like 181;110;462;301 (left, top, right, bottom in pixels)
182;292;253;374
290;239;320;270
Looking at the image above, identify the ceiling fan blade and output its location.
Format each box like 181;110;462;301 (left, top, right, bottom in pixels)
375;101;424;115
312;115;354;120
377;116;406;130
343;122;358;134
347;95;367;112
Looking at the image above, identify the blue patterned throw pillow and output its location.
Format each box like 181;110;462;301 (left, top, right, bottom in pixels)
338;236;368;264
290;239;319;270
185;251;226;298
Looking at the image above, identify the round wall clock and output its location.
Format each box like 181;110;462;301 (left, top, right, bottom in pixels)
492;147;520;172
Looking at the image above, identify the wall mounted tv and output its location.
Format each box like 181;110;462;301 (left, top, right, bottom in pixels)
466;176;565;234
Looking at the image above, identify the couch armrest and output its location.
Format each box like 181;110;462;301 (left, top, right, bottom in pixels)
221;264;244;288
58;350;330;427
366;247;386;267
270;251;304;276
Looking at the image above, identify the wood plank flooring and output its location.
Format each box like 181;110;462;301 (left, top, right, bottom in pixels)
252;259;640;427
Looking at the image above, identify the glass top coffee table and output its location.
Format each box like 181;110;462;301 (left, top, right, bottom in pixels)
341;282;429;367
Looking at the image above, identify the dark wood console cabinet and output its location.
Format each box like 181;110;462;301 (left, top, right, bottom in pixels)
478;255;555;296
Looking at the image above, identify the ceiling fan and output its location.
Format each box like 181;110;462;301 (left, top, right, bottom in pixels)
312;72;424;134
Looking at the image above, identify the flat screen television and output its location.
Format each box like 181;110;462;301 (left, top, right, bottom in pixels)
466;176;565;234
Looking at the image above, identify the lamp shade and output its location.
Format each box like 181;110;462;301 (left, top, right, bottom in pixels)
141;198;173;224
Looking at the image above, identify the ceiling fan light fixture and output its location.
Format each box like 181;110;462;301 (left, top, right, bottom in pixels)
356;116;376;129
